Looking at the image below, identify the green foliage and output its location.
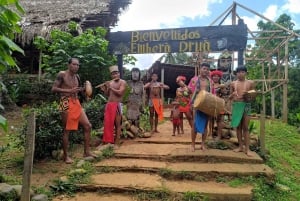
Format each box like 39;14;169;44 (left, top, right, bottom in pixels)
135;189;171;201
18;96;105;159
0;0;24;71
0;0;24;133
68;162;95;184
246;14;300;121
249;120;258;134
139;107;151;132
182;191;207;201
158;168;173;178
101;145;115;158
33;23;116;90
254;120;300;200
3;75;56;106
50;179;78;196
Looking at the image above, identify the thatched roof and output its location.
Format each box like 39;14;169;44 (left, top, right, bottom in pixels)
16;0;131;45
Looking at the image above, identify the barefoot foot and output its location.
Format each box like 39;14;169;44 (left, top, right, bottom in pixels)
84;152;97;158
245;150;254;157
233;147;244;153
190;145;195;152
64;157;74;164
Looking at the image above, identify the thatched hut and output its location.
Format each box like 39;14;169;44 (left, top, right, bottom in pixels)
17;0;131;45
15;0;131;73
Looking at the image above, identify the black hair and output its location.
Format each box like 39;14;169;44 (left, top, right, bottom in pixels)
68;57;78;64
131;67;141;80
236;65;247;73
200;62;210;68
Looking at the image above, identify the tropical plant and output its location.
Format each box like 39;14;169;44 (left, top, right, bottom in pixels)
33;22;115;89
0;0;24;131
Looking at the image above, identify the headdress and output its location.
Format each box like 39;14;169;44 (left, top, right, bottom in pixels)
176;75;186;83
210;70;223;78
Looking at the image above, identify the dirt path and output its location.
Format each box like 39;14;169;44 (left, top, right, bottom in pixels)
50;108;273;201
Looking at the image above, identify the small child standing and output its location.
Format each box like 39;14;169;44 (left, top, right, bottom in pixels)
170;101;181;136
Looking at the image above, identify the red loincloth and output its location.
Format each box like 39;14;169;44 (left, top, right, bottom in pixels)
103;102;119;144
172;118;181;126
152;98;164;121
66;98;82;130
179;104;190;113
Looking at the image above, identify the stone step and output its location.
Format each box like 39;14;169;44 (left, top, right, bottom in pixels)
78;172;253;201
114;143;264;164
95;158;274;179
53;193;134;201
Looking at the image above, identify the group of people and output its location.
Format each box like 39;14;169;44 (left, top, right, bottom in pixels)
170;62;255;157
52;58;255;164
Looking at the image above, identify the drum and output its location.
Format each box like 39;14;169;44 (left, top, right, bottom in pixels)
243;90;258;102
85;80;93;97
193;90;225;117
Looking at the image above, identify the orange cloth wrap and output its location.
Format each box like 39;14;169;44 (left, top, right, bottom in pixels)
152;98;164;121
66;98;81;130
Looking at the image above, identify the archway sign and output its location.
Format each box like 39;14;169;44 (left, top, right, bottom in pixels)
108;19;247;76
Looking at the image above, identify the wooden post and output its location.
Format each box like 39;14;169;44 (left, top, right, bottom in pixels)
161;67;165;102
21;112;36;201
38;50;42;82
260;88;266;155
282;41;288;123
271;90;275;118
260;62;266;155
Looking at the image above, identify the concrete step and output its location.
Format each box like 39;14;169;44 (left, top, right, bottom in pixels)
78;172;253;201
95;158;274;179
114;143;264;164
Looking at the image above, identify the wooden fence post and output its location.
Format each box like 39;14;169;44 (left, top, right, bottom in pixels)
21;112;36;201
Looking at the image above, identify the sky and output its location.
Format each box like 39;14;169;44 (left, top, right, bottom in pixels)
111;0;300;69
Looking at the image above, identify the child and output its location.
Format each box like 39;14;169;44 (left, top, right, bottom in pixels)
170;101;181;136
230;65;255;157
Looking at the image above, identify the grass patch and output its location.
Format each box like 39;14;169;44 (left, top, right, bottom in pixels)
135;188;172;201
68;161;95;184
253;120;300;201
182;191;208;201
101;146;115;158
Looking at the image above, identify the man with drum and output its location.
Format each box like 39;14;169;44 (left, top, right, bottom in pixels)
229;66;255;157
190;63;214;152
144;73;169;134
51;58;96;164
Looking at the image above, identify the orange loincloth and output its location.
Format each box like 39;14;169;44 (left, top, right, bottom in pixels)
152;98;164;121
66;98;82;130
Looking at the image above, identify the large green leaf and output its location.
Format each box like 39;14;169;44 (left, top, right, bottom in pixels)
0;35;24;54
0;115;7;132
